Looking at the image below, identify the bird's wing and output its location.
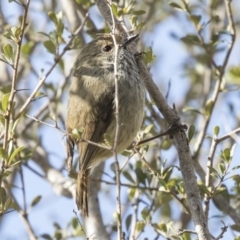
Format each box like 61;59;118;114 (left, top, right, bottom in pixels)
79;87;115;172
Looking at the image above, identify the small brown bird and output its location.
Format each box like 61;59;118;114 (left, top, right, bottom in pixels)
66;34;145;217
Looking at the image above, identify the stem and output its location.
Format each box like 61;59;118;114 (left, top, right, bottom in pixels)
109;2;123;238
0;0;30;187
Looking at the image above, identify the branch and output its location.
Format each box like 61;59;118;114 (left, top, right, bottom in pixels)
0;0;30;187
110;3;122;239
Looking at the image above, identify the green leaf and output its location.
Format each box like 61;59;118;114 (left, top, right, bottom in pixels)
103;133;112;147
37;32;50;37
113;211;120;223
31;195;42;207
56;11;63;22
141;207;150;221
54;232;62;240
169;2;183;10
198;181;211;196
218;162;226;175
53;222;61;229
40;234;53;240
208;166;220;179
228;65;240;84
152;222;168;235
144;124;153;134
21;41;35;56
161;139;172;150
12;27;21;40
0;187;7;206
2;92;10;112
190;15;201;28
111;3;118;17
231;224;240;232
48;11;58;25
58;58;64;71
32;91;47;101
4;197;12;210
214;126;220;136
181;34;201;46
8;146;25;164
182;106;203;115
135;168;146;185
10;160;22;167
130;15;138;27
142;46;156;65
125;214;132;231
0;147;8;160
232;165;240;171
11;118;20;134
132;10;146;15
43;40;56;54
205;100;214;118
163;166;173;182
123;170;135;184
121;149;132;157
136;220;145;232
3;44;14;64
128;188;136;202
188;125;195;142
57;21;64;36
229;66;240;77
71;218;78;229
3;171;12;180
223;148;231;162
158;223;167;234
136;21;146;30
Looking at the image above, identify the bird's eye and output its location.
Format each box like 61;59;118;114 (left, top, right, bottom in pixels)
103;45;112;52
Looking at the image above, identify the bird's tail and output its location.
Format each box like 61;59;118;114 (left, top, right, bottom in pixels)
76;169;89;217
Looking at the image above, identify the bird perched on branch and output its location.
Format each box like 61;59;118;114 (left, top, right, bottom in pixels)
66;34;145;217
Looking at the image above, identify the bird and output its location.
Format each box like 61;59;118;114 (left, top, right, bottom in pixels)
66;34;145;217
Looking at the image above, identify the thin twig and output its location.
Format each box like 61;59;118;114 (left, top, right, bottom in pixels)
167;229;197;239
217;127;240;143
203;134;217;222
0;0;30;188
26;114;112;151
19;165;27;213
9;192;38;240
109;2;122;239
129;191;139;239
20;212;38;240
214;224;228;240
92;178;158;191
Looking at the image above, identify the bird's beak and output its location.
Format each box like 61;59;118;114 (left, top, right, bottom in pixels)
122;34;139;47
